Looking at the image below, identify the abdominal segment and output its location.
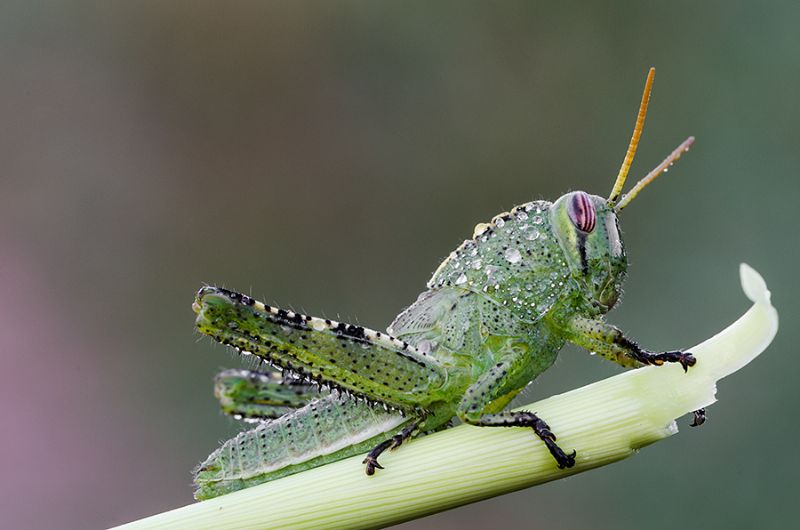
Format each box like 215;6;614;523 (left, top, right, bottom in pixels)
194;392;412;500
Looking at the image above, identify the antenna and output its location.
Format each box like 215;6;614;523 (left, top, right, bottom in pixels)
608;67;655;206
615;136;695;211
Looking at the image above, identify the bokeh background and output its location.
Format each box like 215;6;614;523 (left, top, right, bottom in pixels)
1;2;798;529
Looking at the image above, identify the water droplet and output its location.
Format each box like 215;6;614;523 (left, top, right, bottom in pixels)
505;248;522;264
455;273;468;285
532;215;543;225
473;223;490;238
516;211;528;221
495;218;505;228
472;259;482;270
663;167;669;172
526;229;540;241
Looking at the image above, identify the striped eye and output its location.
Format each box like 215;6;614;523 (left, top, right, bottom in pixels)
568;191;596;233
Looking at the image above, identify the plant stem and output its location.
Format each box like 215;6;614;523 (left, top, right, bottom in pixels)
113;264;777;530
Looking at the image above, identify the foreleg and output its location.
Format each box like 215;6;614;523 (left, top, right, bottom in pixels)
565;316;696;371
566;316;704;424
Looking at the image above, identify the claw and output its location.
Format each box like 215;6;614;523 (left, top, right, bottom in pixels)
690;408;706;427
557;450;577;469
543;436;577;469
362;456;384;476
533;417;575;469
679;352;697;372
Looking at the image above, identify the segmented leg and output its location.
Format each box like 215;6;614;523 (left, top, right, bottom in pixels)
363;420;423;475
457;347;576;469
565;316;696;371
214;369;323;420
468;410;576;469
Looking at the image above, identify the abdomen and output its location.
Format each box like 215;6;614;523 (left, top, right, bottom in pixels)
194;393;410;499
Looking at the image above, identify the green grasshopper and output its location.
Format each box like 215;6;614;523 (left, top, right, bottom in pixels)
192;68;699;500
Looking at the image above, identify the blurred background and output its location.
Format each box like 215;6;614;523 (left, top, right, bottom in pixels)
1;2;798;529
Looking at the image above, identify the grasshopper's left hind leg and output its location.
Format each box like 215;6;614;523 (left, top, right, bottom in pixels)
363;419;424;475
194;287;446;410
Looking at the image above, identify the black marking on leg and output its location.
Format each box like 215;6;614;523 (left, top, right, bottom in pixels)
690;408;706;427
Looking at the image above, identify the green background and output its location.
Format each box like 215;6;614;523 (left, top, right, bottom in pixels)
1;2;797;529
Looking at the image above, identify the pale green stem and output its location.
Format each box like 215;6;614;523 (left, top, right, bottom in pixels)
114;264;778;530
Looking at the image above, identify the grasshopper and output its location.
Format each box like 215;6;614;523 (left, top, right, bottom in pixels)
192;68;699;500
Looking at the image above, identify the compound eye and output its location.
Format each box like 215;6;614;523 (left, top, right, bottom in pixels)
568;191;596;233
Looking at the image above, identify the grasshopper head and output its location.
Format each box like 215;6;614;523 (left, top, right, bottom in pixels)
550;67;694;312
551;191;626;310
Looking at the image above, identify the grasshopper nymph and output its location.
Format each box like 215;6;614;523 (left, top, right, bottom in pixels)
192;68;697;500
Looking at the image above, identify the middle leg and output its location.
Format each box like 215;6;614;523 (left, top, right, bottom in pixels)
457;352;576;469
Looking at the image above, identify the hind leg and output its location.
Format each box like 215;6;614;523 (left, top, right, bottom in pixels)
363;419;424;475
